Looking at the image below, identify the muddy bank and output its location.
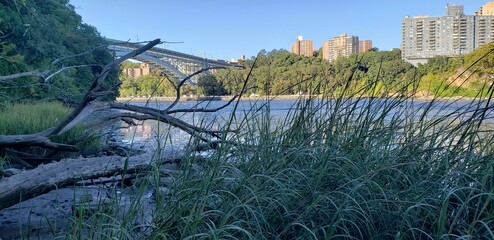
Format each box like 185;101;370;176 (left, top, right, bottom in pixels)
0;185;155;240
0;145;186;239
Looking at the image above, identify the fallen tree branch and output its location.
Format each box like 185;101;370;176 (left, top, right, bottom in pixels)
50;38;162;136
98;105;219;142
0;150;185;211
0;39;162;150
0;38;246;156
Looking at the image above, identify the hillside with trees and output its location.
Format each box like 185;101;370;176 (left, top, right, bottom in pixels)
214;44;494;98
119;43;494;99
0;0;119;106
416;42;494;98
212;48;416;97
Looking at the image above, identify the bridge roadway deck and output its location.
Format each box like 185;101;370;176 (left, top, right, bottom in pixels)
106;38;241;68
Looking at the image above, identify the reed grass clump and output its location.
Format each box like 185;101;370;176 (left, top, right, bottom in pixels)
0;101;102;159
58;57;494;239
144;70;494;239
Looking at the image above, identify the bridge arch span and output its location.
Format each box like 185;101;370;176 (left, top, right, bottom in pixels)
107;39;242;84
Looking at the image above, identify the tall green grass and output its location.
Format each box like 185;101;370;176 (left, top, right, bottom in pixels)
0;102;102;160
57;58;494;239
142;65;494;239
0;102;72;135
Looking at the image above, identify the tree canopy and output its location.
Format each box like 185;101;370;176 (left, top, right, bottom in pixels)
115;44;494;99
415;42;494;97
0;0;119;106
212;46;494;98
197;75;226;96
212;48;416;97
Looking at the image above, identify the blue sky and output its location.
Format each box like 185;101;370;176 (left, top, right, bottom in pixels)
69;0;488;61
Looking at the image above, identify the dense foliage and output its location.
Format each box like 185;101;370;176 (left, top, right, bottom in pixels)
416;42;494;98
212;48;417;97
0;0;119;106
197;75;226;96
118;44;494;99
118;61;179;97
214;45;494;98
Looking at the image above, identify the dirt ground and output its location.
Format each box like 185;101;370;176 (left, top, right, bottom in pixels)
0;184;156;240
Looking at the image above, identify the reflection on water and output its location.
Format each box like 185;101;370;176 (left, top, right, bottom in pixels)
119;99;295;147
118;98;494;147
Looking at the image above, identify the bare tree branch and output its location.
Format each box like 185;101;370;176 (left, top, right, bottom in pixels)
167;86;257;114
164;66;226;112
0;38;162;83
49;38;162;136
106;102;222;141
0;41;107;83
43;64;102;83
0;39;162;153
0;38;238;155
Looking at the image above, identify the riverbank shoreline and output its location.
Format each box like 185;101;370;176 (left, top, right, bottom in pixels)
116;94;482;103
116;95;312;102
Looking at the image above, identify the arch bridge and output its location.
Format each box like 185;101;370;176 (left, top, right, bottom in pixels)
107;39;242;83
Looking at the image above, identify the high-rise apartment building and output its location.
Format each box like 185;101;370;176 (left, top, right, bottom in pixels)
322;33;359;62
402;3;494;65
476;1;494;15
359;40;373;53
291;36;314;57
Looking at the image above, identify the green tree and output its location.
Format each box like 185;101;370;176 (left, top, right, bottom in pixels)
118;62;178;97
119;75;140;97
215;67;245;94
197;75;226;96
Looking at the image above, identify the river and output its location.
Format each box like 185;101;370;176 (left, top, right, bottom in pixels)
117;98;494;148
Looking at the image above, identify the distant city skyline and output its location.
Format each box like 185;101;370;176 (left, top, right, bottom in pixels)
69;0;488;61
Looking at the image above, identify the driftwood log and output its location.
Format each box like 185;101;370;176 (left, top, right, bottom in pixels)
0;150;184;211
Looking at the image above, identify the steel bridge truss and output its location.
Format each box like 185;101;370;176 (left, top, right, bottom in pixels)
107;39;241;84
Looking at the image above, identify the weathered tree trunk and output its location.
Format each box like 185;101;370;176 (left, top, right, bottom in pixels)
0;150;184;211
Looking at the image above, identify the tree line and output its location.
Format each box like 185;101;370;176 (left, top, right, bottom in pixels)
120;43;494;98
